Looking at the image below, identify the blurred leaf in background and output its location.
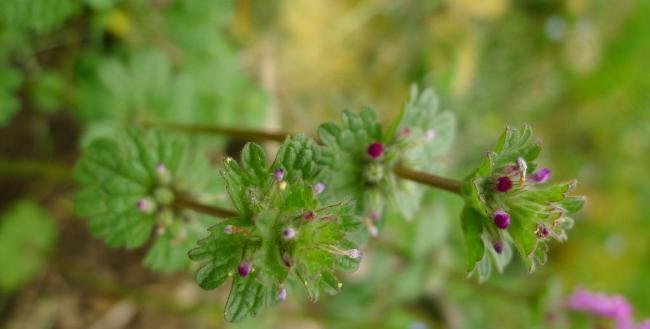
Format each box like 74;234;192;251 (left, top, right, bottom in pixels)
0;201;56;293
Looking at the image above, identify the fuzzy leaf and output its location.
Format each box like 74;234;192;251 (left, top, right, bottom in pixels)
74;129;223;271
461;207;485;273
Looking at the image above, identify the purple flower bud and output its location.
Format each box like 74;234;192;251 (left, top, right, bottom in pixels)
535;223;550;238
424;129;436;141
238;261;251;277
274;168;285;182
346;249;361;259
136;198;156;214
224;225;234;234
156;163;171;184
529;168;551;183
367;142;384;159
283;227;296;240
493;209;511;229
493;241;504;254
496;176;513;192
369;211;381;221
278;287;287;302
303;210;315;220
313;182;326;194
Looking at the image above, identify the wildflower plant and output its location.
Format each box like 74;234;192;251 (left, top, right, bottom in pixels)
73;86;586;321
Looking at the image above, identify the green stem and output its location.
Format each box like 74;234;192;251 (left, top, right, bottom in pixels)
142;121;288;142
0;159;72;180
174;195;238;218
393;165;462;195
143;122;464;195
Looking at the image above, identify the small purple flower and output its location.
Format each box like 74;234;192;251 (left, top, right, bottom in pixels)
493;209;510;229
283;227;296;240
369;211;381;221
529;167;551;183
496;176;513;192
493;241;504;254
238;261;251;277
224;225;234;234
346;249;361;259
278;287;287;302
136;197;156;214
424;129;436;141
274;168;285;182
313;182;326;194
367;142;384;159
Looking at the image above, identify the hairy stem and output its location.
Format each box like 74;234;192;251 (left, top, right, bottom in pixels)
393;165;462;195
174;195;238;218
145;122;465;195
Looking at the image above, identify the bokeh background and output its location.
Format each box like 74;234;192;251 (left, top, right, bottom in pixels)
1;0;649;328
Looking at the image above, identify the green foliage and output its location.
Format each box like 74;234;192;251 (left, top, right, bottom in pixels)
461;125;585;277
0;66;23;126
189;136;361;322
74;128;223;272
0;201;56;292
0;0;81;34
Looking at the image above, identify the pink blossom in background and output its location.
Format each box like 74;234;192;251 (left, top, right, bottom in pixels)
568;288;650;329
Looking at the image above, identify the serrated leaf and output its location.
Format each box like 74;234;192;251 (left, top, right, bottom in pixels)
461;207;485;273
189;219;245;289
225;274;278;322
398;85;456;174
74;128;223;271
272;134;322;183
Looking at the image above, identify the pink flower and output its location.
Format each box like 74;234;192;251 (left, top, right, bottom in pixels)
567;288;650;329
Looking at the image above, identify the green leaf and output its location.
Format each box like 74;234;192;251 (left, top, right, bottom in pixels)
398;85;456;174
225;274;278;322
461;207;485;273
189;219;245;289
74;128;223;271
0;201;56;292
272;134;322;183
0;0;81;34
0;66;23;127
29;70;66;114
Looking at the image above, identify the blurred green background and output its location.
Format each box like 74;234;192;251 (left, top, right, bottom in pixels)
1;0;649;328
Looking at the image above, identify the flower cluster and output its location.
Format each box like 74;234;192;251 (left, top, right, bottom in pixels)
189;139;361;322
461;125;585;275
